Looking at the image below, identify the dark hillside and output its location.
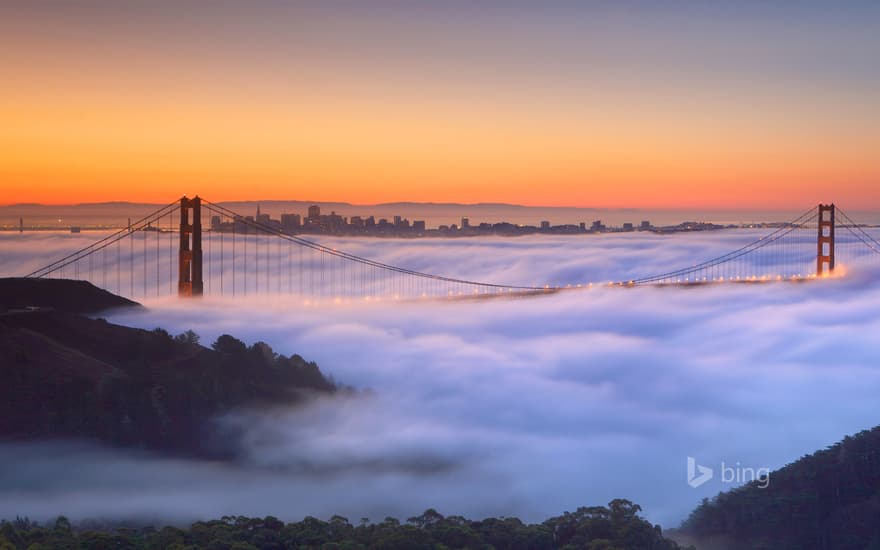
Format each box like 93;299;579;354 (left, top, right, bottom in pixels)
676;426;880;550
0;278;139;314
0;279;336;459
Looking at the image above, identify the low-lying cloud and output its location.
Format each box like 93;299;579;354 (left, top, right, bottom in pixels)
3;231;880;527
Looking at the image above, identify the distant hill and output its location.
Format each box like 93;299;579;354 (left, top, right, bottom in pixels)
675;426;880;549
0;279;337;459
0;278;139;314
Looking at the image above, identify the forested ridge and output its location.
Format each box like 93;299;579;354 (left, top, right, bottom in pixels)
0;500;691;550
0;308;337;459
676;425;880;549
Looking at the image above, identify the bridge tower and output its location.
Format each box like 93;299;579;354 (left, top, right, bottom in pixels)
817;203;835;276
178;196;203;296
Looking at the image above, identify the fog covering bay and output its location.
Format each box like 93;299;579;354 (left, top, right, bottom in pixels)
2;230;880;527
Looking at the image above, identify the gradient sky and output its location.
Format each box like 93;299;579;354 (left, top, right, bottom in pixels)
1;1;878;208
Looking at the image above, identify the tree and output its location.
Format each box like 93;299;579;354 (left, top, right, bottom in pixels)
52;516;72;536
249;342;277;365
406;509;444;529
211;334;247;354
175;330;200;345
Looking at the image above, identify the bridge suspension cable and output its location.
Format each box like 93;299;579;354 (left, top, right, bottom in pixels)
23;199;182;279
200;199;554;294
836;207;880;255
629;205;820;285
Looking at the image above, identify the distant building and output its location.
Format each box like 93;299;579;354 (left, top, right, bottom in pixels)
622;222;634;231
541;220;550;230
280;213;301;231
255;205;270;225
640;220;651;230
308;205;321;221
325;211;345;232
413;220;426;232
461;216;470;228
591;220;606;232
211;215;222;230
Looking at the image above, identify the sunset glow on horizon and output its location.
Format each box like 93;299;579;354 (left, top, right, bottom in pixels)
2;2;878;208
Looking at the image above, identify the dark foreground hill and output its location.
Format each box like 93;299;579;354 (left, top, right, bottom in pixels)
0;500;691;550
0;277;139;314
0;279;336;459
675;426;880;549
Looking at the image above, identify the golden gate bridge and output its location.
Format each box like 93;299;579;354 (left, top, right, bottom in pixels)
21;197;880;302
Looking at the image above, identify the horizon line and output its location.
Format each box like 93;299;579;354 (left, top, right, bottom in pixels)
0;199;842;211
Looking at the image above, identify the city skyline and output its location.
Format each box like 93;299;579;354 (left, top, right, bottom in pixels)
3;197;828;233
2;2;878;208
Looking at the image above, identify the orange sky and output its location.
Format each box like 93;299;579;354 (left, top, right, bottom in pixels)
1;3;878;208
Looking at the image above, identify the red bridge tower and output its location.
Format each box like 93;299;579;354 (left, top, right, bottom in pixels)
817;203;835;276
178;196;203;296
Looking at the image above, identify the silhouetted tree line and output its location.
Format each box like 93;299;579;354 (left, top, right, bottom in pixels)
0;310;337;459
678;425;880;549
0;500;692;550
